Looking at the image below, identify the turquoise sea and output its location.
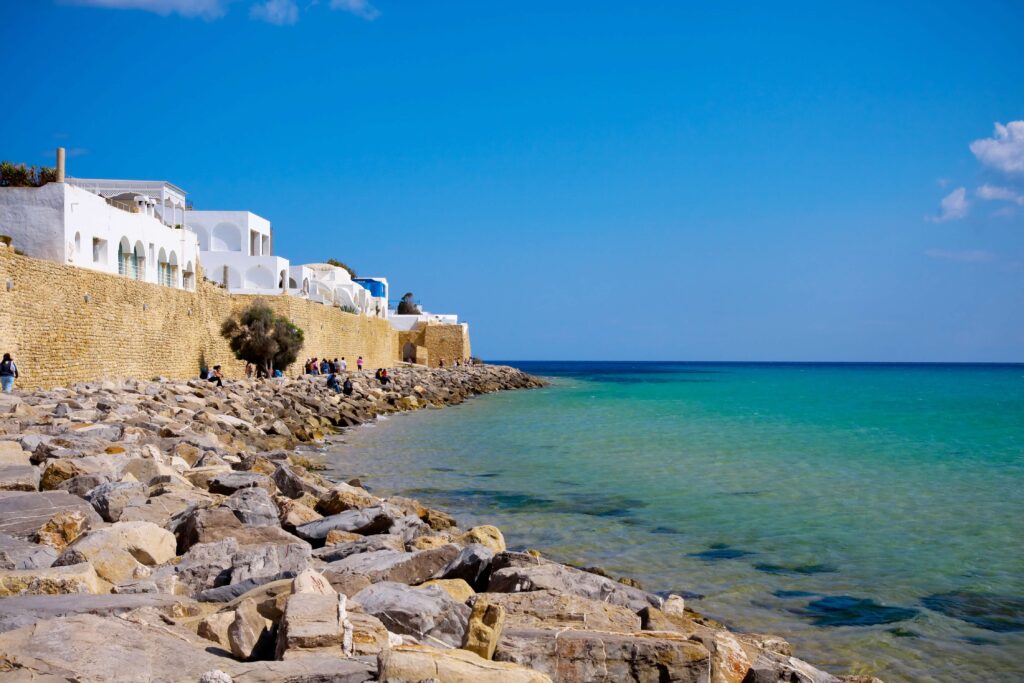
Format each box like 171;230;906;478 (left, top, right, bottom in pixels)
321;362;1024;682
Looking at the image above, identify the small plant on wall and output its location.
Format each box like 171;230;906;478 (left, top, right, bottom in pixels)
325;258;356;279
221;301;304;375
0;161;57;187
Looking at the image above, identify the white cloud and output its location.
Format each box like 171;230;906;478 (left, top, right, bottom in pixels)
66;0;230;19
976;183;1024;206
928;187;969;222
969;120;1024;174
925;249;994;263
329;0;379;20
250;0;298;24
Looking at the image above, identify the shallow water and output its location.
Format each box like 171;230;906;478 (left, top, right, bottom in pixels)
322;362;1024;682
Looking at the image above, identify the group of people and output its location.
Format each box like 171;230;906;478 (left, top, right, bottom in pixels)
437;357;475;369
304;356;363;375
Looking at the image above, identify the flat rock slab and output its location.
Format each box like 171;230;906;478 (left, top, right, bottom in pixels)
489;552;662;613
0;465;39;492
495;627;711;683
0;491;102;539
483;589;642;632
353;580;470;648
0;593;198;633
325;545;460;586
0;614;238;682
0;562;105;597
381;644;552;683
230;657;375;683
295;505;398;542
0;533;58;571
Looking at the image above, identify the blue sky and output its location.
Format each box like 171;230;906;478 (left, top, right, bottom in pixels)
2;1;1022;361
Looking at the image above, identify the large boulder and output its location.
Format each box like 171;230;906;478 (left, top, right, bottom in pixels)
0;491;101;539
488;552;662;612
495;627;711;683
352;581;470;648
316;482;380;515
313;533;405;562
433;543;494;591
485;589;641;632
324;545;460;586
229;597;273;660
275;591;345;659
295;505;399;542
175;538;237;594
34;510;90;552
208;471;275;496
464;597;506;660
230;541;312;585
0;465;39;491
87;480;147;522
743;650;841;683
0;563;105;596
272;463;327;499
223;487;280;527
456;525;507;553
0;532;58;570
379;644;552;683
0;592;198;634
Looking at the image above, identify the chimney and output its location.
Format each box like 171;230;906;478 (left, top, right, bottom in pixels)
56;147;66;183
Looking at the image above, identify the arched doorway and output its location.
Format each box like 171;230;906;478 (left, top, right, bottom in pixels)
402;342;416;364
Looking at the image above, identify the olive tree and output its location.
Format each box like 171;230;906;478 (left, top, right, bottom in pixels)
221;301;304;375
397;292;421;315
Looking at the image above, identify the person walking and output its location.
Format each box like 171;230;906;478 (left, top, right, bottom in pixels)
0;353;18;393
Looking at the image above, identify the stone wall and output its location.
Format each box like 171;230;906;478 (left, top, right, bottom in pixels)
0;246;467;389
399;323;472;368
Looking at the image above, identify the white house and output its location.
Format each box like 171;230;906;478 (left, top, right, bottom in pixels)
389;311;460;331
289;264;382;316
186;210;289;294
353;277;389;319
0;173;199;290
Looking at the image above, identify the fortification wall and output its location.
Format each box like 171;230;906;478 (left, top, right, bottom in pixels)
0;246;465;389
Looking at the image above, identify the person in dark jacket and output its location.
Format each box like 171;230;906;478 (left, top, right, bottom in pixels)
0;353;18;393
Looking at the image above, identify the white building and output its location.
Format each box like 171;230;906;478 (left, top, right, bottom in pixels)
353;277;389;319
289;264;387;317
0;177;199;290
186;210;289;294
389;311;460;331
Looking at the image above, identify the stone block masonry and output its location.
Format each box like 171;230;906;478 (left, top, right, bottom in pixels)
0;245;469;389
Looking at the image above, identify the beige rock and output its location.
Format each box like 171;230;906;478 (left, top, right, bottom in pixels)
291;569;335;596
416;578;475;603
275;592;342;659
229;598;271;660
198;610;235;646
0;562;106;596
315;483;380;515
704;631;751;683
410;534;452;550
0;446;31;467
464;598;505;660
381;644;552;683
277;496;322;530
325;529;362;545
664;593;686;616
487;589;642;633
349;610;390;657
56;521;176;585
456;525;506;553
423;507;456;530
35;510;89;551
39;459;83;490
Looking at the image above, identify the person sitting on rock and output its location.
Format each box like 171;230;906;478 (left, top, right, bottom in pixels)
379;369;390;386
208;365;224;387
326;372;342;393
342;377;354;396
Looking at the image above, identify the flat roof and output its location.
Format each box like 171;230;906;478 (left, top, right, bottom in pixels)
68;177;187;196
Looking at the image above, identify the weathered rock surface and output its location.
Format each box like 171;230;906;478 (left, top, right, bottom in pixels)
325;545;460;586
0;562;105;596
224;487;280;527
0;592;196;633
495;627;712;683
295;505;399;542
0;491;101;539
486;588;642;632
464;597;506;660
489;551;662;612
380;644;553;683
353;581;470;648
87;480;146;522
0;532;57;570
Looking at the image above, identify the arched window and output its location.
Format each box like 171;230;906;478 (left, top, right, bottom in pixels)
211;222;242;252
73;232;81;256
117;237;132;277
183;261;195;291
133;241;146;280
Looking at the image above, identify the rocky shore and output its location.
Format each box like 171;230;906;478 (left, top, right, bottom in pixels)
0;364;878;683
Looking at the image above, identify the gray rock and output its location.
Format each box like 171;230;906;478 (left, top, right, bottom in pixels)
325;545;460;586
198;572;299;602
273;463;327;499
488;552;662;612
229;597;272;660
0;593;198;634
232;657;375;683
433;543;494;591
352;581;470;648
0;613;235;681
0;465;39;491
0;491;102;539
295;505;398;542
87;480;147;522
223;487;279;527
495;627;711;683
744;650;841;683
57;473;113;497
208;471;275;495
312;534;405;562
175;539;238;594
0;532;58;571
231;542;311;584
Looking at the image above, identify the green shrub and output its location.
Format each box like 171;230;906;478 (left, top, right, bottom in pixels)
221;301;304;375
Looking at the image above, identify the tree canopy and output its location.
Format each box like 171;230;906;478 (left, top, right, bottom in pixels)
325;258;356;279
221;302;304;374
397;292;421;315
0;161;57;187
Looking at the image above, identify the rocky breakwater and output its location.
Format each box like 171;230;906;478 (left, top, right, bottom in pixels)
0;364;875;683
